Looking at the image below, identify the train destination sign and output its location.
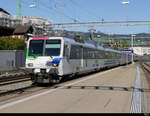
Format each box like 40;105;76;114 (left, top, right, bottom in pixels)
120;50;134;54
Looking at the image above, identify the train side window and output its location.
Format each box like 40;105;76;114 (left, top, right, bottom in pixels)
95;50;99;59
105;52;109;59
76;46;81;59
70;45;75;59
91;49;93;59
83;47;87;59
88;49;92;59
70;45;82;59
99;50;104;59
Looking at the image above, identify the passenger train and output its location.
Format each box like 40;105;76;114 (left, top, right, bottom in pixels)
25;36;132;84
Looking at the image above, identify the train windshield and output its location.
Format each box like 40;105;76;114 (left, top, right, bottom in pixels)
28;40;61;57
45;40;61;56
29;40;44;56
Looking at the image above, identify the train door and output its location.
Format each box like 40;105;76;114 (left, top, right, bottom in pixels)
80;46;84;69
76;45;83;72
63;42;71;74
83;47;88;69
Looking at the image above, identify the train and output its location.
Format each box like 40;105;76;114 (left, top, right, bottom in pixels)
25;35;132;84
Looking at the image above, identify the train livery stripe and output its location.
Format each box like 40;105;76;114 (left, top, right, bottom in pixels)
32;37;49;40
26;48;35;59
52;58;62;64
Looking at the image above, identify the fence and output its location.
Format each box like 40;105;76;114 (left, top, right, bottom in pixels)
0;50;25;71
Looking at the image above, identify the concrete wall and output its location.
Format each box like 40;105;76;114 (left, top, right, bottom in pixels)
0;50;25;71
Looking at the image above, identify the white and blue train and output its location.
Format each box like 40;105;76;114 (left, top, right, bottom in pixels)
25;36;132;84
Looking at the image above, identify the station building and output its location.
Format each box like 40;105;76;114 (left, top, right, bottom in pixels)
0;8;53;38
0;8;15;36
133;47;150;56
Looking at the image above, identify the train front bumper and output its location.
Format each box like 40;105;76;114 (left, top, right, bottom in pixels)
26;68;60;83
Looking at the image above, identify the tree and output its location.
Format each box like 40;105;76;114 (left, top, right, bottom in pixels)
121;40;128;50
0;37;25;50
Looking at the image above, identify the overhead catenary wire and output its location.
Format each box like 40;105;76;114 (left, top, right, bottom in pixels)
38;0;80;23
21;0;80;23
70;0;102;21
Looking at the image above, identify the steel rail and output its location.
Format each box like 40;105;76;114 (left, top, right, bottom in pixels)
0;74;30;83
142;62;150;73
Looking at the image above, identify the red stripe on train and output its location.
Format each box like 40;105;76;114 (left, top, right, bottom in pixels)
32;37;49;40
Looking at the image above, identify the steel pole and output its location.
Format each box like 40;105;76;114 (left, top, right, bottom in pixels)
131;34;136;64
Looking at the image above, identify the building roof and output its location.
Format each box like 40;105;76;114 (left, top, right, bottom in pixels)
13;25;33;35
0;26;14;30
0;8;10;15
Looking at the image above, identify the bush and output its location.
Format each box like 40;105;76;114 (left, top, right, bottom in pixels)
0;37;25;50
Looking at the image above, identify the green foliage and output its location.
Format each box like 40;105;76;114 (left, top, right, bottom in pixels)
0;37;25;50
94;37;129;50
121;40;128;49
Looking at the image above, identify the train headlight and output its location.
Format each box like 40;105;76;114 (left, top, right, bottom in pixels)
46;58;62;67
52;63;59;67
28;63;33;67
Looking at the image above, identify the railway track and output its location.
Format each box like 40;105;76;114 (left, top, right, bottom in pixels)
142;62;150;73
0;72;32;97
0;76;31;87
0;72;28;83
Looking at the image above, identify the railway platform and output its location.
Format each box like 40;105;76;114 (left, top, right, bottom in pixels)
0;63;149;113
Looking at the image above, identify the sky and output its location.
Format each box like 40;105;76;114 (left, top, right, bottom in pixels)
1;0;150;34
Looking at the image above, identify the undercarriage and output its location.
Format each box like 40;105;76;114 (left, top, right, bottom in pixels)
27;68;62;84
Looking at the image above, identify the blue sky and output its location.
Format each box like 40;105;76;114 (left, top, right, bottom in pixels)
1;0;150;34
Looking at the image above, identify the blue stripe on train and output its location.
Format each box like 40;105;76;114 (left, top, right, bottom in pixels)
52;58;62;64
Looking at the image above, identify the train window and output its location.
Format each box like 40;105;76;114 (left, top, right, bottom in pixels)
76;47;81;59
111;52;114;58
88;49;92;59
108;52;112;59
95;50;99;59
118;53;121;58
116;53;118;59
29;40;44;56
83;48;87;59
98;50;104;59
105;52;109;59
70;45;82;59
45;40;61;56
70;45;76;59
112;53;115;59
92;50;95;59
83;47;89;59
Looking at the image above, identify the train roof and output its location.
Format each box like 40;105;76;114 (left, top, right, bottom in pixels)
104;48;121;53
63;35;104;49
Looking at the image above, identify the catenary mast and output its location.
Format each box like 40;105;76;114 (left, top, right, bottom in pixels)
18;0;21;16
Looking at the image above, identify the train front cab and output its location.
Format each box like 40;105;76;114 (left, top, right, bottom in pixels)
25;37;64;84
